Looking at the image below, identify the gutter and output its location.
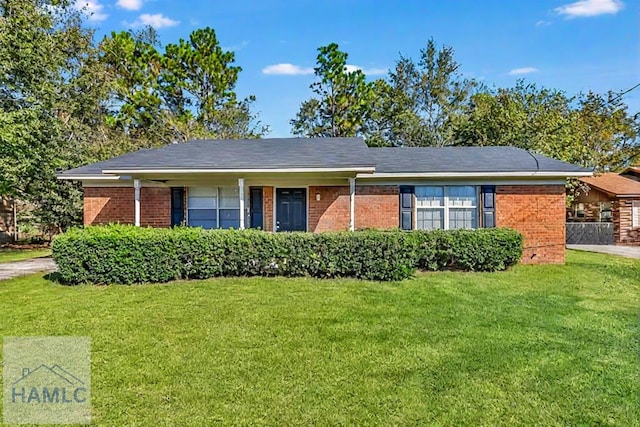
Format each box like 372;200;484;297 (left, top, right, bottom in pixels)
356;171;593;179
102;167;377;174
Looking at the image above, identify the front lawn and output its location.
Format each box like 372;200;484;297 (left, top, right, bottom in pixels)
0;248;51;263
1;250;638;425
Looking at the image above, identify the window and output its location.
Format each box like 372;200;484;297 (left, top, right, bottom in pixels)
633;201;640;229
599;202;612;222
415;186;478;230
219;187;240;229
187;187;241;229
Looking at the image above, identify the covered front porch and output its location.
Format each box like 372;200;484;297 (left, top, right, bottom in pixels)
113;170;363;232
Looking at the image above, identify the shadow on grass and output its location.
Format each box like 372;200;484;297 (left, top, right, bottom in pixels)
43;271;66;285
568;261;640;283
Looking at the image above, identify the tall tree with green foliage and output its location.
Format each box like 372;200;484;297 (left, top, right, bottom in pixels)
101;26;266;143
0;0;100;231
452;82;640;172
367;39;477;147
291;43;374;137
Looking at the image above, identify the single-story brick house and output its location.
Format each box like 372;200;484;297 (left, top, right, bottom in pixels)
59;137;591;264
570;172;640;244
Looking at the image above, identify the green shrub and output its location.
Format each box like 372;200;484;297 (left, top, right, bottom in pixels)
52;225;523;285
413;228;524;272
53;226;421;284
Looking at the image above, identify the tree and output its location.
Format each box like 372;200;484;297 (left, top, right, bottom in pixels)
367;39;477;147
101;26;266;143
291;43;374;137
452;82;640;172
0;0;98;232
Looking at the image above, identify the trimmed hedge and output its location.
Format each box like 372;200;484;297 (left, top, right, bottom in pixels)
52;225;523;285
412;228;524;272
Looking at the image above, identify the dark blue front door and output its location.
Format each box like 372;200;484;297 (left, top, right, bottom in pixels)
276;188;306;232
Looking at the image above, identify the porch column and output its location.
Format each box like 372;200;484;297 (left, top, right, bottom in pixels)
238;178;245;229
134;179;141;227
349;177;356;231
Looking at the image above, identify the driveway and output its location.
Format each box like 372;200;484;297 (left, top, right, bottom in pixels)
0;257;57;281
567;245;640;259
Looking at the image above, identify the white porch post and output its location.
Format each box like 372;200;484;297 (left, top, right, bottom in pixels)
238;178;245;230
349;177;356;231
134;179;141;227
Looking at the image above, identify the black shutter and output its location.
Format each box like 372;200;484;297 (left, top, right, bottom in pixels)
481;185;496;228
171;187;185;226
399;186;414;230
249;187;263;229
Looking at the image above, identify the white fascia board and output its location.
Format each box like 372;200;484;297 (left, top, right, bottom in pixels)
102;167;376;174
356;171;593;179
56;174;126;181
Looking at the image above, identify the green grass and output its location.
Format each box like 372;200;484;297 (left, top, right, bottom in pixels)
0;248;51;263
1;250;638;425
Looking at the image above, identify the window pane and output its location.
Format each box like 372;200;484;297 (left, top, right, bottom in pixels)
187;206;217;229
219;187;240;208
188;209;216;221
449;208;477;229
415;186;444;207
188;219;217;229
448;186;477;207
188;187;216;209
219;209;240;229
417;208;444;230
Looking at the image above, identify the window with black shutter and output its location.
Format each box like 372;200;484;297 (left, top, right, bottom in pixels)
399;186;414;230
481;185;496;228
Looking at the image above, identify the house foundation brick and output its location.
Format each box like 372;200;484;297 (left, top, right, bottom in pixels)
496;185;566;264
84;186;170;227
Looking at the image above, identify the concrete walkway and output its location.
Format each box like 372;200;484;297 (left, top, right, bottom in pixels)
567;245;640;259
0;257;57;281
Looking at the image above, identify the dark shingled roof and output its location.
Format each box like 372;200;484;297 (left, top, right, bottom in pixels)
60;138;591;177
369;146;590;174
62;138;374;176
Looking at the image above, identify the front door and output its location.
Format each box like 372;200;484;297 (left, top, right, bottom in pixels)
276;188;306;232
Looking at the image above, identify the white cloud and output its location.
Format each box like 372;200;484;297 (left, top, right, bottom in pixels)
262;63;387;76
74;0;108;22
262;64;314;75
535;20;552;26
508;67;539;75
116;0;143;11
127;13;180;29
345;64;388;76
555;0;624;18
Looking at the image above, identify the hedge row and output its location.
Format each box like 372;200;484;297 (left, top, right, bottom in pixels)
52;225;523;284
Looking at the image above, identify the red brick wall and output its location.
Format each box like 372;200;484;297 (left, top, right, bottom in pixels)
307;185;399;232
263;187;274;232
84;187;170;227
496;185;566;264
309;186;350;232
613;198;640;244
140;187;171;227
355;185;399;230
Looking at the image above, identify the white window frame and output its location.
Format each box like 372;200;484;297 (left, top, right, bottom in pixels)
415;185;479;230
186;186;242;229
632;200;640;229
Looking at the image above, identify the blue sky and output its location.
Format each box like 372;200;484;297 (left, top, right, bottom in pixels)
77;0;638;137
